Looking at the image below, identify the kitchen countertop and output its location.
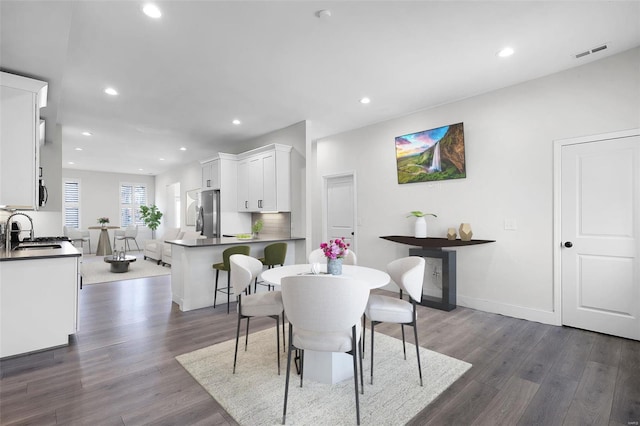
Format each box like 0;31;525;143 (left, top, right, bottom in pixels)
167;235;305;248
0;241;82;262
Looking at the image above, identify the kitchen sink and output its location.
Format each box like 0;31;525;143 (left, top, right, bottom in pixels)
14;244;63;251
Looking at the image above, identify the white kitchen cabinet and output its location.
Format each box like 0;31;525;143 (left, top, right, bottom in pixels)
0;255;79;357
237;144;291;212
237;158;249;211
0;72;48;210
201;158;220;190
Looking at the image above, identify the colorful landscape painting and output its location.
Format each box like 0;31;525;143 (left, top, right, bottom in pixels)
395;122;466;184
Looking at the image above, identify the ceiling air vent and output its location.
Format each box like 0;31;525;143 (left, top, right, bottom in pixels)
575;43;608;59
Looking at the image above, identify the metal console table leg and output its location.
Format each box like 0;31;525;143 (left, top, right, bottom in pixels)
409;247;457;311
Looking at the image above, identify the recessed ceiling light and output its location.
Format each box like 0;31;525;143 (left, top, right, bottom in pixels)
497;47;515;58
143;3;162;18
75;147;83;151
179;147;187;151
316;9;331;19
360;97;371;104
159;158;165;161
104;87;118;96
139;168;144;171
68;161;75;165
232;119;241;125
82;131;92;136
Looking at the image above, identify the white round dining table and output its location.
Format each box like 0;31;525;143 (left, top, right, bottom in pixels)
261;263;390;289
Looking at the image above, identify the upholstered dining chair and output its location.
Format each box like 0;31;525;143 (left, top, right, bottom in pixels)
255;242;287;292
63;226;91;254
281;275;369;425
114;225;140;251
364;256;425;386
213;245;251;314
308;248;358;265
230;254;284;375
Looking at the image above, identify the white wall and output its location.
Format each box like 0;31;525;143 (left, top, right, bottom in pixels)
313;47;640;324
61;169;156;244
153;160;200;237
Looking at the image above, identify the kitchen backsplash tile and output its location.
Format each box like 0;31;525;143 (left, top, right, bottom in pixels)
251;212;291;237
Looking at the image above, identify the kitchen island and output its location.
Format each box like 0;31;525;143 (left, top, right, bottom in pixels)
168;235;305;311
0;242;81;358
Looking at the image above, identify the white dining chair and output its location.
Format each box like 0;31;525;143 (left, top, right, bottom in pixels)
230;254;284;375
281;274;369;425
364;256;425;386
114;225;140;251
308;248;357;265
63;226;91;254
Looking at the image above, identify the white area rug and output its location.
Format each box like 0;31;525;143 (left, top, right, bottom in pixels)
81;253;170;285
177;328;471;425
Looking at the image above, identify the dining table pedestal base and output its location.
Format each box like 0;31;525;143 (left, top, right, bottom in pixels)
302;351;354;384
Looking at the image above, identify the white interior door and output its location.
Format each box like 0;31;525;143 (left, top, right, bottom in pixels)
325;174;356;252
561;134;639;340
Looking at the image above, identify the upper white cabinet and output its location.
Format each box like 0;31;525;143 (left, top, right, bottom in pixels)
237;144;291;212
0;72;48;210
201;158;220;190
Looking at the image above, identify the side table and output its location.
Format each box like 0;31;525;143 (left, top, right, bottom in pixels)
103;255;137;273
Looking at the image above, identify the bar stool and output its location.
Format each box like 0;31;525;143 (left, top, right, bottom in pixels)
213;245;251;313
255;242;287;292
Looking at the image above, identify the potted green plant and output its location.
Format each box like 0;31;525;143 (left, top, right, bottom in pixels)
139;205;163;238
251;219;264;238
406;211;437;238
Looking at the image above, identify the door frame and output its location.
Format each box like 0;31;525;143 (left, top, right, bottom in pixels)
322;171;357;254
552;128;640;326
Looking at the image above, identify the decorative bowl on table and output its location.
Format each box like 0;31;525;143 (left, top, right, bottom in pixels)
236;233;253;240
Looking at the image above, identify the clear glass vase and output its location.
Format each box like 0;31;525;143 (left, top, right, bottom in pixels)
327;258;343;275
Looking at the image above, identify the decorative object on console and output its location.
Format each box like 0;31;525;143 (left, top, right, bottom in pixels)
97;217;110;227
407;211;437;239
320;237;350;275
447;228;457;240
140;204;163;239
395;122;466;184
459;223;473;241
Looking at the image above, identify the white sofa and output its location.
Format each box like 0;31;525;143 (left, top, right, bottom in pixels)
143;227;181;265
161;230;205;266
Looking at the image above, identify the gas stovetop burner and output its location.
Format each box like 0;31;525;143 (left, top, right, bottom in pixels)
23;236;70;243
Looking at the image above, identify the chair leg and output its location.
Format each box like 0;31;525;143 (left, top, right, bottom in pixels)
282;314;286;353
282;324;294;425
370;321;376;384
401;324;407;360
358;331;364;394
275;315;281;375
226;271;231;314
413;321;423;387
134;238;140;251
300;350;304;387
245;317;250;350
233;314;242;374
213;270;219;308
352;326;361;425
88;240;91;254
361;316;366;358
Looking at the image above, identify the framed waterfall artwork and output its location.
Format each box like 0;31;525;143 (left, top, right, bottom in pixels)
185;189;200;226
395;122;466;184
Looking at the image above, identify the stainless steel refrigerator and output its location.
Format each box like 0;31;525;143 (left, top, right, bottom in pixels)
197;189;220;238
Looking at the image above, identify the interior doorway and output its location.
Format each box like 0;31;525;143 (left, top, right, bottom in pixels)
323;173;357;254
555;129;639;340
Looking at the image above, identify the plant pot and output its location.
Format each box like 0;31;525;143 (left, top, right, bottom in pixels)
327;258;343;275
414;216;427;238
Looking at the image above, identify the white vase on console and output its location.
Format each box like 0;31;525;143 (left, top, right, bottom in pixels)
414;216;427;238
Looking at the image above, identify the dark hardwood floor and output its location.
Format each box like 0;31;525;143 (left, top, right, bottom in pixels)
1;274;638;425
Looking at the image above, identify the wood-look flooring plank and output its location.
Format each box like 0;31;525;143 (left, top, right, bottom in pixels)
515;325;572;384
471;375;540;425
609;340;640;426
589;333;622;367
562;360;618;425
549;327;596;381
516;375;579;426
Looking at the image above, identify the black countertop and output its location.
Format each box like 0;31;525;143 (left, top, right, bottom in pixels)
167;235;305;248
0;241;82;262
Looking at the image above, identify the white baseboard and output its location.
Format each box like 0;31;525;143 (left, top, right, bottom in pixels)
457;295;561;326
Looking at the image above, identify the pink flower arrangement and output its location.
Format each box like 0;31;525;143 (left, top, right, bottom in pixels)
320;237;350;260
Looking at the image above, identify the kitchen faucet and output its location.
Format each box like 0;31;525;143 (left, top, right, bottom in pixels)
5;212;34;252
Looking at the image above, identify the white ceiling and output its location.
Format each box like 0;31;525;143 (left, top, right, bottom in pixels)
1;1;639;176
